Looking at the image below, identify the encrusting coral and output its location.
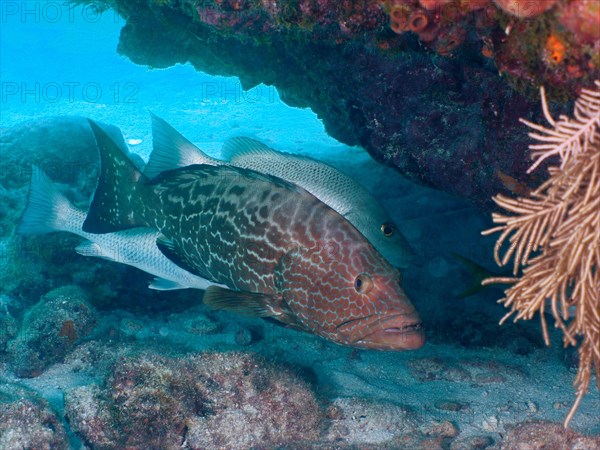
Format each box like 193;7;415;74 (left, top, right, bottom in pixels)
382;0;599;97
482;81;600;427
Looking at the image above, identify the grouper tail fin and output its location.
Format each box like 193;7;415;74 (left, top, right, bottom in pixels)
82;119;149;234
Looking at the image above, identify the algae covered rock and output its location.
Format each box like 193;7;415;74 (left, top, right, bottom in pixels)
65;351;322;449
0;382;69;450
0;116;161;310
0;115;126;202
64;384;120;449
324;397;417;446
500;421;600;449
7;285;97;377
0;116;123;299
184;352;321;448
0;295;20;353
0;116;106;300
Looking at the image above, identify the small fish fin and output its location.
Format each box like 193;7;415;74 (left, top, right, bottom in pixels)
148;277;189;291
495;169;531;197
156;234;212;280
221;137;280;162
74;241;117;262
83;120;149;234
203;285;276;317
145;113;218;179
17;165;77;236
457;284;486;300
451;253;502;299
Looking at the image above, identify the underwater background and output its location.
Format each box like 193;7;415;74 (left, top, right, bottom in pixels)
1;1;599;449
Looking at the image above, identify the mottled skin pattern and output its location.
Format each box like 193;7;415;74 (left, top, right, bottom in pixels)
84;121;424;350
144;114;414;269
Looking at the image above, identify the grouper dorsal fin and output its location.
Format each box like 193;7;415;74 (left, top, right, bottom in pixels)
203;286;276;317
221;137;280;162
83;120;149;234
145;113;218;179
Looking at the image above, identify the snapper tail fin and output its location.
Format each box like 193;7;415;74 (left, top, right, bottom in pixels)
17;165;84;236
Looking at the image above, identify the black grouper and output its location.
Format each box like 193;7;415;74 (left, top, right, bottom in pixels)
82;120;424;350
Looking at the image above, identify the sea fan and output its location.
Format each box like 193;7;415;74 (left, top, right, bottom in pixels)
482;81;599;427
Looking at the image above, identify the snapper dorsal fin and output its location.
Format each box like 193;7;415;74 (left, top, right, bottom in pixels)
221;137;281;162
83;120;149;234
145;113;218;179
17;165;79;236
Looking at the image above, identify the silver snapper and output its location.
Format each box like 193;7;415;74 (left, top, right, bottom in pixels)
17;166;221;291
144;114;414;269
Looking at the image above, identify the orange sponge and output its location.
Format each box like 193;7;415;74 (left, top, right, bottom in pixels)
493;0;557;18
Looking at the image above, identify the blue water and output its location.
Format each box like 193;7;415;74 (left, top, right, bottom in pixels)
1;3;341;158
1;2;598;447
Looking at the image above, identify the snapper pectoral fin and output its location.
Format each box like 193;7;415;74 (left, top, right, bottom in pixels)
75;241;112;260
203;286;278;318
148;277;189;291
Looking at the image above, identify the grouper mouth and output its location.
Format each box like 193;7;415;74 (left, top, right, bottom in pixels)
339;313;425;351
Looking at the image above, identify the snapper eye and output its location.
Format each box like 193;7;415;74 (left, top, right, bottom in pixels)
381;222;395;237
354;273;373;294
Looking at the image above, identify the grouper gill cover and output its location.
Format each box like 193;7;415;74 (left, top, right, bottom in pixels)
82;120;424;350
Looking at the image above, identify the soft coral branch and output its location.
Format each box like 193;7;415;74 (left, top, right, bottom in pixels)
483;81;600;427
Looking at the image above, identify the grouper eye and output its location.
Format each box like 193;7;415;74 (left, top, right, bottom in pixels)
381;222;395;237
354;273;373;294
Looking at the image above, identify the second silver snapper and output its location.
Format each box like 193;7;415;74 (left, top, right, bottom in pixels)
144;114;414;268
17;166;221;291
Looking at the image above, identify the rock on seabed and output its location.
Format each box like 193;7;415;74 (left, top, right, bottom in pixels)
65;351;322;449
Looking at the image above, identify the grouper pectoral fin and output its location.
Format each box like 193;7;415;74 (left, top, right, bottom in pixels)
156;234;213;280
83;120;149;234
203;286;278;317
145;113;219;179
